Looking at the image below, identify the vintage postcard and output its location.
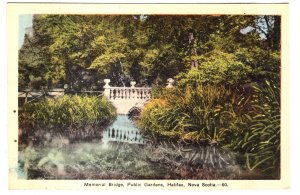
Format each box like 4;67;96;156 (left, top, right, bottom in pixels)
7;3;289;190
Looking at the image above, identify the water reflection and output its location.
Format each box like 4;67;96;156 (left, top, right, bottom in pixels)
102;115;144;148
18;115;249;180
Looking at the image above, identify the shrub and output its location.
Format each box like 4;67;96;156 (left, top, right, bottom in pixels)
176;50;252;88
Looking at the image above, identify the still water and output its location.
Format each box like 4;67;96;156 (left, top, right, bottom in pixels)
18;115;241;180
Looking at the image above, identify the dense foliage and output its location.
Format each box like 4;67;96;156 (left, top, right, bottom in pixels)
19;15;280;90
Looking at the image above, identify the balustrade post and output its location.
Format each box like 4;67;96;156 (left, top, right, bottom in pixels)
110;89;113;99
130;81;136;99
103;79;111;99
130;81;136;88
142;90;145;99
166;78;175;88
147;89;151;99
121;89;124;99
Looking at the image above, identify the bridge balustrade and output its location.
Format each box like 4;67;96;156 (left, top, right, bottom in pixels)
103;79;151;100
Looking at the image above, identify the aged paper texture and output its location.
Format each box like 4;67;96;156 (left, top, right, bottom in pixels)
7;3;289;190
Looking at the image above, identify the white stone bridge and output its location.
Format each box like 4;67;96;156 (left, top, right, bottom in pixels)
103;78;174;114
103;79;152;114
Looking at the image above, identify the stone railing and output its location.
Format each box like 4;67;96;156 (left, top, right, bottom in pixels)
103;78;174;114
103;79;152;100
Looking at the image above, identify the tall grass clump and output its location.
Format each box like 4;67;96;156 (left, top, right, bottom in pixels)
230;80;280;178
139;85;249;145
19;95;117;140
20;95;116;127
139;80;280;178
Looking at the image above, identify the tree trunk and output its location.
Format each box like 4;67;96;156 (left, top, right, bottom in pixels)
272;16;281;51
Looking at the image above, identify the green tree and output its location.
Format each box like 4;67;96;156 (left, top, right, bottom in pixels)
176;15;280;88
19;15;280;89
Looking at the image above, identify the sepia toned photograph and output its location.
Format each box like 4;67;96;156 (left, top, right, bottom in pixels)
7;3;289;190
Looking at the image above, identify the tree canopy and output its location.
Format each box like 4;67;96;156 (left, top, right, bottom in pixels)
18;14;280;90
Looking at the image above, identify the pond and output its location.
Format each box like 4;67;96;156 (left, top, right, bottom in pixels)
18;114;251;180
